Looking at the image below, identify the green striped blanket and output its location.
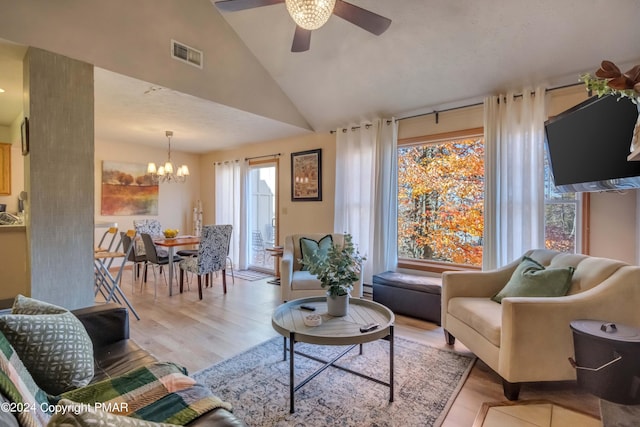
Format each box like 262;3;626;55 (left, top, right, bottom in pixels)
55;362;231;425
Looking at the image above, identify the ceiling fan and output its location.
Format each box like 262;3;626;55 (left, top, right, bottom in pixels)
213;0;391;52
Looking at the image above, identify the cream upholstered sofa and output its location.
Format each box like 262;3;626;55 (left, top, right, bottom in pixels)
280;233;363;302
442;249;640;400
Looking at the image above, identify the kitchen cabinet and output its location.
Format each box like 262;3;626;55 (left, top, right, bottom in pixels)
0;143;10;195
0;225;27;307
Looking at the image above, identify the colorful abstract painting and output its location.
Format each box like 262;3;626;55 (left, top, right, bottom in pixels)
101;161;158;215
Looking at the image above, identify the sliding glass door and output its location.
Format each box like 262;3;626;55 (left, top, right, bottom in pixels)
247;160;278;272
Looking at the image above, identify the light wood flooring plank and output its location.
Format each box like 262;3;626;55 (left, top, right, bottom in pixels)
103;270;599;426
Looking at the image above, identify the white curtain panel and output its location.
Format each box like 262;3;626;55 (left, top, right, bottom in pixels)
214;161;248;270
335;118;398;287
372;119;398;276
483;87;547;269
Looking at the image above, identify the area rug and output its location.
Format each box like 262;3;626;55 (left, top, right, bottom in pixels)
193;336;476;427
229;269;274;281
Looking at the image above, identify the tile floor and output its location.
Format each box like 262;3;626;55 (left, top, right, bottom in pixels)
474;400;601;427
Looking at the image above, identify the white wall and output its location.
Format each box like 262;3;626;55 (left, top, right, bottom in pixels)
589;191;637;263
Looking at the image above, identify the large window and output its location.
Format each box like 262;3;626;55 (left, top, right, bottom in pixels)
397;128;584;272
397;129;485;268
544;153;582;253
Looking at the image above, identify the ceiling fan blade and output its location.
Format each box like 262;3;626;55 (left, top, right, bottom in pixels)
332;0;391;35
213;0;284;12
291;26;311;52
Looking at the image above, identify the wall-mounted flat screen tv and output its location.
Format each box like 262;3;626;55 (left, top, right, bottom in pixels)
544;95;640;193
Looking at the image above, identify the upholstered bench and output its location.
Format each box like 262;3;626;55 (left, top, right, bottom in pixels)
372;271;442;324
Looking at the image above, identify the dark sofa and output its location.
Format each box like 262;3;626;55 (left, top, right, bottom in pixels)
72;304;246;427
0;303;245;427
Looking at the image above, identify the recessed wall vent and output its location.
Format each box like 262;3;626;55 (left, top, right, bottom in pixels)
171;39;203;69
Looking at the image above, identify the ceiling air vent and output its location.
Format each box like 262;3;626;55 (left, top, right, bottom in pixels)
171;39;203;69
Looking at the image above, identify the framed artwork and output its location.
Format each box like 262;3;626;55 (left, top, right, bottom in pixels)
101;161;159;215
21;118;29;155
291;148;322;201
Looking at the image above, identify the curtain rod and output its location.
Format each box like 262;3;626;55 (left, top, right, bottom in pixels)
214;159;240;165
397;81;584;123
330;119;399;134
244;153;281;161
329;82;584;133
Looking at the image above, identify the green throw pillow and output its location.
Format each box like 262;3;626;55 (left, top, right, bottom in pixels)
491;256;575;304
299;235;333;271
0;295;94;395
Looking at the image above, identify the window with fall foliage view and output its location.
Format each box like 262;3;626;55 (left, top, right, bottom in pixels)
398;130;485;267
397;129;582;270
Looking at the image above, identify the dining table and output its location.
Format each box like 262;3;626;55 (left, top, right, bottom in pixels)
154;235;200;296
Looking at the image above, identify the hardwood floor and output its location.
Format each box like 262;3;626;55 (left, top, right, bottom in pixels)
106;269;600;426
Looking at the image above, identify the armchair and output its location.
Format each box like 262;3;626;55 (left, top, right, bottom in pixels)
280;233;363;302
442;249;640;400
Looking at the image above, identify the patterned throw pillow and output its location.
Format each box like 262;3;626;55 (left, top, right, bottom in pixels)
0;296;94;395
299;235;333;271
11;294;67;315
47;399;180;427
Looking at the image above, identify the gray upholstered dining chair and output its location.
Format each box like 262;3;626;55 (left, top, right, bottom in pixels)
140;233;182;298
179;224;233;300
120;230;147;290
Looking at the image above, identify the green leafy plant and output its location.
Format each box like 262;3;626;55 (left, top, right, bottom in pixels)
580;60;640;104
300;233;366;297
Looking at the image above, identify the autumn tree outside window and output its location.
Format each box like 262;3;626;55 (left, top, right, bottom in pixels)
397;129;485;269
397;128;583;272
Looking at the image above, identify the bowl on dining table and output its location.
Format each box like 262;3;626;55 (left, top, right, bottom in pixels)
163;229;179;239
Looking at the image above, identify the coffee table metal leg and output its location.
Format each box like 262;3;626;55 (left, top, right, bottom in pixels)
289;332;295;413
389;325;394;402
283;337;287;361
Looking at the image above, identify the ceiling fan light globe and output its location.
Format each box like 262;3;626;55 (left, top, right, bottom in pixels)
285;0;336;30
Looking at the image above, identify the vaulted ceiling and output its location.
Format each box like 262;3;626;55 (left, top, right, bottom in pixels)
0;0;638;153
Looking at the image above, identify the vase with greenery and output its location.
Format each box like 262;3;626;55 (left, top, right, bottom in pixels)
581;60;640;151
300;233;365;316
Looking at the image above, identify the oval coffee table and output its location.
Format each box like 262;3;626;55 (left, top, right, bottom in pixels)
272;296;395;413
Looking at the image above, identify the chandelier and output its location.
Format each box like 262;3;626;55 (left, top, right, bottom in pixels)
285;0;336;30
147;131;189;184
